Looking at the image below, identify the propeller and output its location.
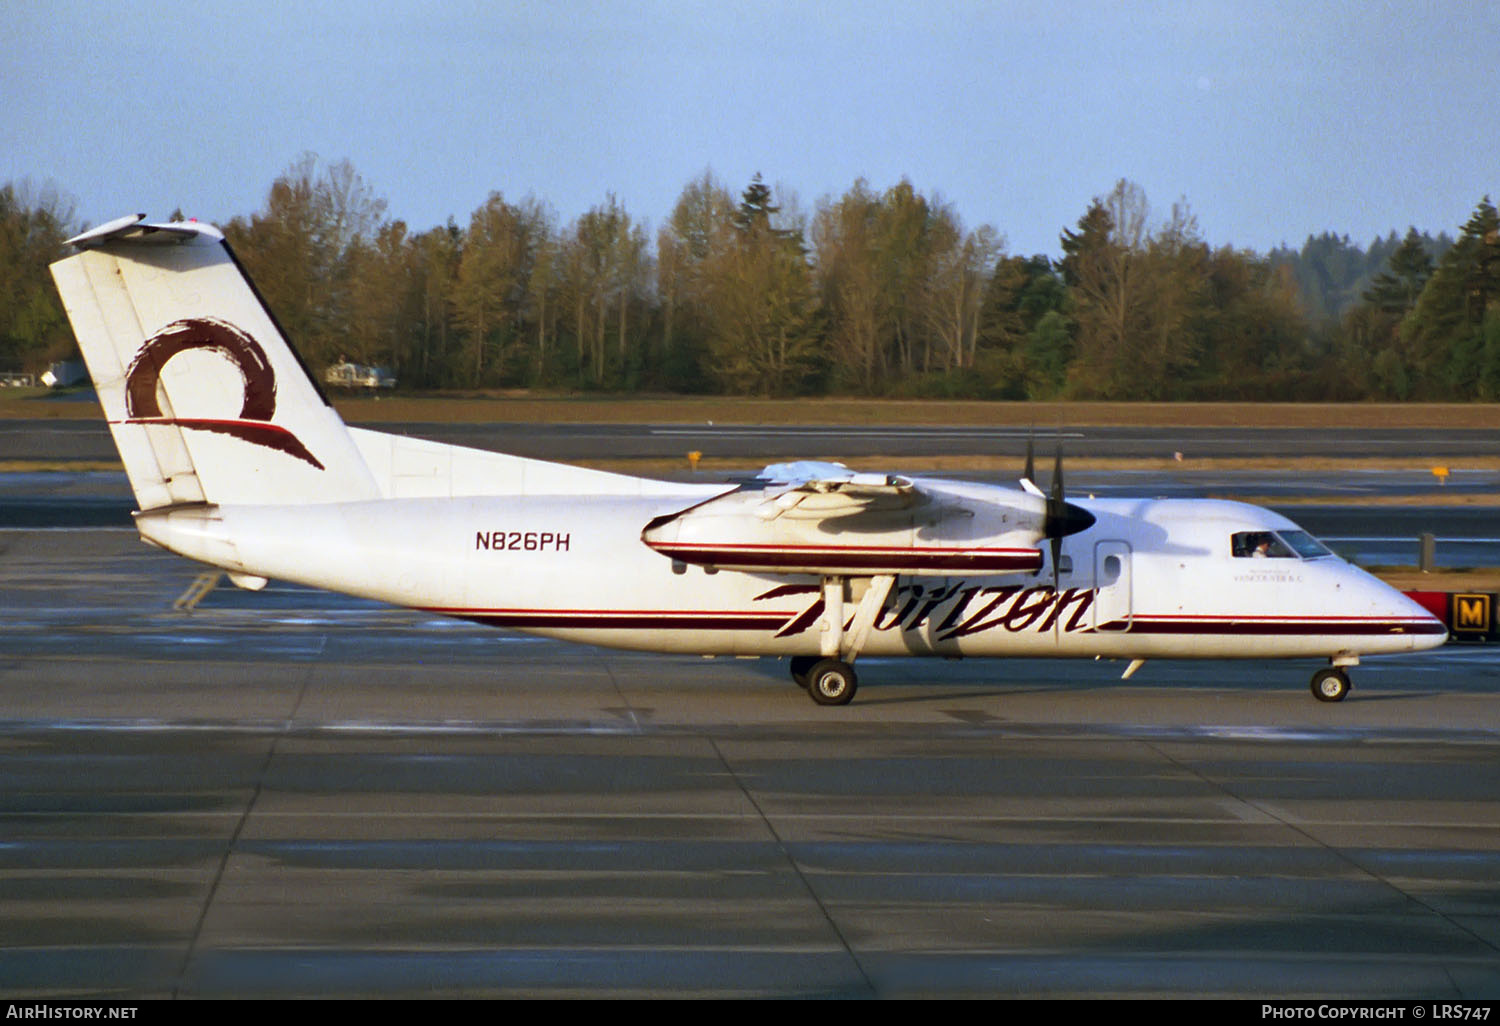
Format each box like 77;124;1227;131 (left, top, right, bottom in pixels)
1022;435;1096;589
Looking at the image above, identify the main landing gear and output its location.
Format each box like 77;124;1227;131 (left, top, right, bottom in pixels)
1310;667;1351;702
791;656;859;706
787;573;895;706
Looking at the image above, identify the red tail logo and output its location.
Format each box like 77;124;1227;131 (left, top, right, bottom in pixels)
124;318;323;470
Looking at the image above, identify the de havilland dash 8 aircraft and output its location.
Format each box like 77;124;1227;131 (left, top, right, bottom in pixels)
49;215;1447;706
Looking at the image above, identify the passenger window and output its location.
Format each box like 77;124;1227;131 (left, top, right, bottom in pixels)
1231;531;1295;558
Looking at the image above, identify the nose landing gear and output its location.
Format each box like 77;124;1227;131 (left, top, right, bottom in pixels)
1311;666;1351;702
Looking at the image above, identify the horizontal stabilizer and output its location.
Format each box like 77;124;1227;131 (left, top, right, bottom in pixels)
65;214;224;249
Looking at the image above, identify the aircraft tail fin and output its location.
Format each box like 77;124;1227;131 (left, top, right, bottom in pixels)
49;215;379;509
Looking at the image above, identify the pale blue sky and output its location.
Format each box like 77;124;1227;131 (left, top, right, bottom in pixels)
6;0;1498;256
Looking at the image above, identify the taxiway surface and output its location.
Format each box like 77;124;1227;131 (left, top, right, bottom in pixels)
2;526;1499;998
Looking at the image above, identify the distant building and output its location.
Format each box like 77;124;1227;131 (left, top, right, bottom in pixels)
325;362;397;390
41;360;88;388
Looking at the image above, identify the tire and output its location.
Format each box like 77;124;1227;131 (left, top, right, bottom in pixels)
1311;667;1350;703
789;655;819;689
807;659;858;706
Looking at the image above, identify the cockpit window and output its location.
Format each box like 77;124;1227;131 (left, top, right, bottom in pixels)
1232;531;1294;558
1231;529;1332;559
1277;529;1332;559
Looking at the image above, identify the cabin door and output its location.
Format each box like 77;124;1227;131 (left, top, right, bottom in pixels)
1092;540;1133;632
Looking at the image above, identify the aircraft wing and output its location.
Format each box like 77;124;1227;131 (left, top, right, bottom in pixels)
642;465;1049;576
754;469;921;522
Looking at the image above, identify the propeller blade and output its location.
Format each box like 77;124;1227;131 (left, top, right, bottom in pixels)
1037;443;1096;590
1020;433;1045;498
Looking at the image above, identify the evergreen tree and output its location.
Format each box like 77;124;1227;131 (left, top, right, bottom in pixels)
1405;197;1500;396
1363;227;1435;314
0;182;75;373
704;176;823;394
1274;232;1370;322
1057;201;1113;288
1020;309;1075;399
976;254;1066;396
732;173;779;234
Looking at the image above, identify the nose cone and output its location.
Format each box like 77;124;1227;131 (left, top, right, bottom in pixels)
1393;587;1449;650
1372;578;1449;652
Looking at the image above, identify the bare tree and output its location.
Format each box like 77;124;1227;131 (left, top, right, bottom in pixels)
225;154;388;369
558;195;648;385
813;180;885;389
451;193;548;385
924;211;1002;371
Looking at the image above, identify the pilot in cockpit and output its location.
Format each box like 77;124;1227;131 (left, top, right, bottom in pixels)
1232;531;1297;559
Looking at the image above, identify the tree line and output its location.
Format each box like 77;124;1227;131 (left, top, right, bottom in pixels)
3;158;1497;401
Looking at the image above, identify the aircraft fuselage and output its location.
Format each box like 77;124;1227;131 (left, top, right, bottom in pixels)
134;484;1443;664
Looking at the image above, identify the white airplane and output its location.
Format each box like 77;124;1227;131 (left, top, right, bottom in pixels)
49;215;1447;706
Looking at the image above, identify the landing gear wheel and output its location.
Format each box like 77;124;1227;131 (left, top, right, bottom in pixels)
789;656;819;689
1311;667;1351;703
807;659;858;706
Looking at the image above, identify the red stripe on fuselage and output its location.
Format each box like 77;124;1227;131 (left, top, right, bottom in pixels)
429;607;796;631
1107;616;1446;636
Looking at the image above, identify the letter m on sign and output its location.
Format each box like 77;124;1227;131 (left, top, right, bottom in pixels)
1450;593;1493;639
